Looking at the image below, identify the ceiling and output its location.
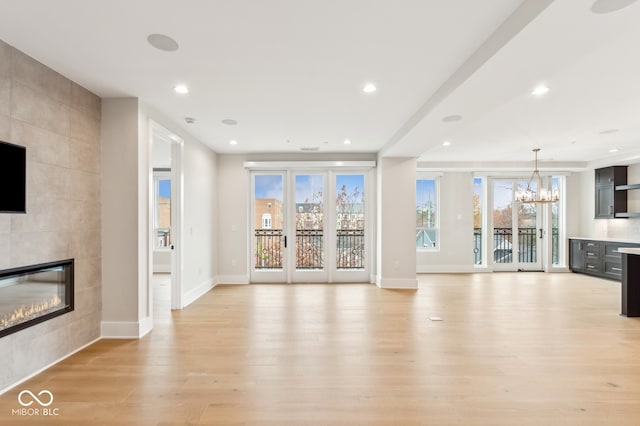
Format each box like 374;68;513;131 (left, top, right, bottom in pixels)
1;0;639;169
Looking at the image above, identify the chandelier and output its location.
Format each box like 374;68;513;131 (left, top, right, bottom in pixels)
515;148;559;204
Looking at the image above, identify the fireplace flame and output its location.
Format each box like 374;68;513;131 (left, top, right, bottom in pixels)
0;294;63;330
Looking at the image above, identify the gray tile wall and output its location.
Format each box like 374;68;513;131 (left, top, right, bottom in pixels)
0;39;102;391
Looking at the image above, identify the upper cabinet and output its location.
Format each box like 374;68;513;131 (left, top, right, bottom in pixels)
595;166;627;219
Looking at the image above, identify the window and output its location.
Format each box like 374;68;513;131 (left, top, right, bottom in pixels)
262;213;272;229
154;173;171;249
416;178;438;249
473;177;483;265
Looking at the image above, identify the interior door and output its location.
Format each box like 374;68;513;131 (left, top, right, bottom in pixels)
491;179;542;271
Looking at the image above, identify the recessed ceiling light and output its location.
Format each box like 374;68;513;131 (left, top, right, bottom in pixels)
184;117;195;124
531;85;550;96
147;34;179;52
600;128;619;134
362;83;377;93
609;148;619;153
221;119;238;126
344;139;352;145
174;85;189;94
442;141;451;147
230;140;238;145
442;115;462;123
591;0;638;14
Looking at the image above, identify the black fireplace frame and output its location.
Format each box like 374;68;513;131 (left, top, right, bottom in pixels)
0;259;74;338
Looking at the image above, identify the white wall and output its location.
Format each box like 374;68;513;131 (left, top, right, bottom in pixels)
416;172;475;272
376;157;417;288
216;155;249;283
181;137;217;297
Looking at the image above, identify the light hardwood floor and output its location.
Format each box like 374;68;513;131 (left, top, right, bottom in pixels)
2;272;640;425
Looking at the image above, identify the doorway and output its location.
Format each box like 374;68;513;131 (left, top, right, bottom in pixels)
150;122;183;311
491;179;542;271
250;168;370;283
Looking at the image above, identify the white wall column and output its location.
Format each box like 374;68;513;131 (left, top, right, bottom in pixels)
376;157;418;289
101;98;150;338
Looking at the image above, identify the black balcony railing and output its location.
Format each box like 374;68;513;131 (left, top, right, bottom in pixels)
473;227;559;265
254;228;365;270
296;229;324;269
337;229;364;269
255;229;283;269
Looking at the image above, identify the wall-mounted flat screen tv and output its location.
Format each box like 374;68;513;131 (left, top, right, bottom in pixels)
0;141;27;214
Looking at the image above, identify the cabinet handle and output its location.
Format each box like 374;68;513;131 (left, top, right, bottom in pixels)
587;265;595;269
612;267;622;272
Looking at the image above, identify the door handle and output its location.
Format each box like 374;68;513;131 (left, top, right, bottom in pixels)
284;236;287;248
170;244;175;250
539;228;543;239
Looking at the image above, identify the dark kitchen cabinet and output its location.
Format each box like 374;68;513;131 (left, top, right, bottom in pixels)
594;166;627;218
569;238;640;281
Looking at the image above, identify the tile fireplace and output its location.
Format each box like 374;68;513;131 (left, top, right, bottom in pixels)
0;259;74;338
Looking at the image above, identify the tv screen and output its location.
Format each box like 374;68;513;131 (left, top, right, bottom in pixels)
0;141;27;214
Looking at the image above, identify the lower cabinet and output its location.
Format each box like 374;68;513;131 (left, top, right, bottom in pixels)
569;238;640;281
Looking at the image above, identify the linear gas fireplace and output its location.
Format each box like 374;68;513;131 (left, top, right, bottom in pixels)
0;259;74;338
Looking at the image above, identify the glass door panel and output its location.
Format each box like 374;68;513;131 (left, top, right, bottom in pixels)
292;173;327;281
492;179;542;271
517;180;539;267
493;180;514;266
251;173;286;282
336;174;365;270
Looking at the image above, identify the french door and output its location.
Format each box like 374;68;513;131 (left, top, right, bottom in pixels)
491;179;542;271
250;170;369;283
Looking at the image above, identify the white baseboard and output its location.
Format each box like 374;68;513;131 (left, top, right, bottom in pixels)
375;276;418;289
0;337;101;395
215;275;250;285
183;277;216;308
416;265;488;273
139;316;153;337
101;321;149;339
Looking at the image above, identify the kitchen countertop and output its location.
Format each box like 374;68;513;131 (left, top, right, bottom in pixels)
569;236;640;244
618;248;640;255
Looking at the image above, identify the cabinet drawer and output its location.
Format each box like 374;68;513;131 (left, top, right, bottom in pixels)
585;249;600;259
604;243;621;258
585;261;600;273
604;261;623;278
